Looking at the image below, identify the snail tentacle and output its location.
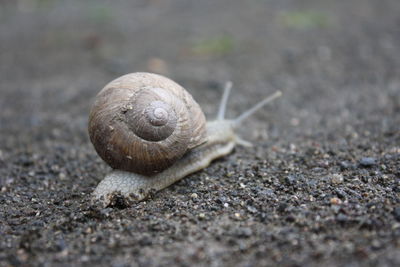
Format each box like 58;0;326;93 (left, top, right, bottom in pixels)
232;90;282;127
217;81;232;120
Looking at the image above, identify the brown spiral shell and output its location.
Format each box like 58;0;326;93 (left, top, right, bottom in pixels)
88;72;207;176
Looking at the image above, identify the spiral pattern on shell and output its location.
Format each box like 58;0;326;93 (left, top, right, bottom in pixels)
88;72;207;175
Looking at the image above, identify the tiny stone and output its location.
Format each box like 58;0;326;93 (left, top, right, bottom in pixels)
371;240;381;249
335;189;347;199
277;203;287;212
359;157;376;167
330;197;342;205
336;213;347;223
331;173;344;184
198;213;205;219
59;249;69;257
340;161;352;170
361;175;370;183
284;174;297;185
17;249;29;262
237;227;253;237
247;206;258;213
190;193;198;199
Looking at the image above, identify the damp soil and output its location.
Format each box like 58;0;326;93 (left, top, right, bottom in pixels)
1;0;399;266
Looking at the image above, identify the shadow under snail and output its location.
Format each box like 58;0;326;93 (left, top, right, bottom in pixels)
89;72;281;205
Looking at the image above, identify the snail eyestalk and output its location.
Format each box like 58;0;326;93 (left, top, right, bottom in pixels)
233;90;282;128
217;81;232;120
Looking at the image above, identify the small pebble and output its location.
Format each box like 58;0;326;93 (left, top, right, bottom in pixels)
359;157;376;167
237;227;253;238
340;161;352;170
330;197;342;205
247;206;258;213
331;173;344;184
190;193;198;199
336;214;348;223
335;189;347;199
284;174;297;185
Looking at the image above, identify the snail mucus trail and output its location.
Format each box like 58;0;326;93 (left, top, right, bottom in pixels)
89;72;281;205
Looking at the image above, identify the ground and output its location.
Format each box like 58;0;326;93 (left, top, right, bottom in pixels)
0;0;399;266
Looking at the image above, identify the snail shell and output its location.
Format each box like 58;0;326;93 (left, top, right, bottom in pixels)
88;72;207;175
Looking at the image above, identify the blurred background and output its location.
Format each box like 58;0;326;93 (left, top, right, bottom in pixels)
1;1;400;266
1;0;399;142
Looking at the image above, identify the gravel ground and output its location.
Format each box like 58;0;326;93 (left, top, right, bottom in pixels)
0;0;399;266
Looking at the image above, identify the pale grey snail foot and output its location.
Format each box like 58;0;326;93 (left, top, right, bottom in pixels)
92;168;185;206
92;170;155;206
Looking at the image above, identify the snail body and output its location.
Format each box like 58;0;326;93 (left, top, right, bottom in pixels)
89;72;281;205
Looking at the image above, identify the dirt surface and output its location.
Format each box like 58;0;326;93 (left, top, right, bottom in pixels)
1;0;399;266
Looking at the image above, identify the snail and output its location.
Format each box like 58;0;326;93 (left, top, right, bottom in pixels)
89;72;281;205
